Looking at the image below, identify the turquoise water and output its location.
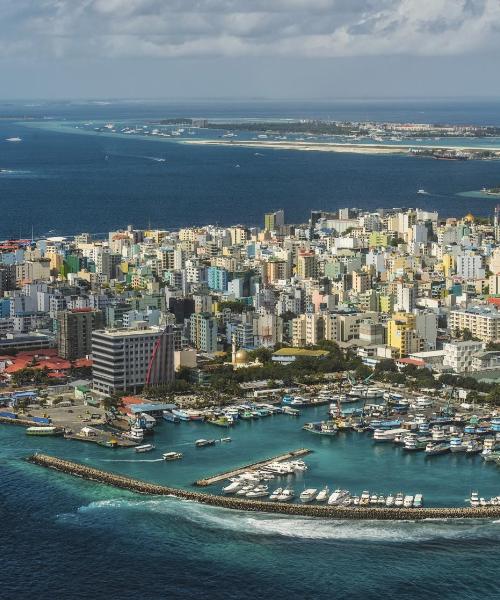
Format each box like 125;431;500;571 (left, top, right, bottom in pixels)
2;409;500;600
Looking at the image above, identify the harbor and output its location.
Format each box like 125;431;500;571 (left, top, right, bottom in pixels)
27;453;500;520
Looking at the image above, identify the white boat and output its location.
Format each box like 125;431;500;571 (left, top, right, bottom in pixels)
417;189;427;195
122;425;144;442
246;486;269;498
328;489;349;505
276;488;295;502
5;137;22;142
394;492;404;507
386;494;395;507
236;485;255;496
222;481;244;494
373;428;406;442
359;490;370;506
299;488;318;503
315;486;330;502
449;437;467;452
162;451;183;460
403;495;414;508
135;443;155;453
469;491;480;508
269;487;283;501
413;494;423;508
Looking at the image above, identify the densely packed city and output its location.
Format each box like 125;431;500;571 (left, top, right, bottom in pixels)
3;206;500;404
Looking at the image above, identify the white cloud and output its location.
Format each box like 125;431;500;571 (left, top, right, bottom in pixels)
1;0;499;60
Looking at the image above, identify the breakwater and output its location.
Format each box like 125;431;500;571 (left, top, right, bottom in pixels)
27;453;500;520
0;415;44;427
195;448;311;486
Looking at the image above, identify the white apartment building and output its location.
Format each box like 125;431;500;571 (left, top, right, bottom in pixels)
449;307;500;343
442;340;484;373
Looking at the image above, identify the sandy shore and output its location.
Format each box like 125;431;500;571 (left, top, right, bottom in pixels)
183;139;500;156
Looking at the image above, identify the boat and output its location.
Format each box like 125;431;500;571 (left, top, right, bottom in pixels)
122;425;144;442
5;137;22;142
25;426;63;436
220;437;232;443
449;437;467;452
417;189;427;195
403;435;426;451
269;487;283;501
482;437;497;456
303;421;337;435
386;494;395;507
466;439;483;455
394;492;404;507
369;494;378;505
222;481;244;494
195;439;216;447
425;442;450;456
403;495;414;508
209;416;233;427
135;443;155;453
469;491;480;508
413;494;423;508
171;409;191;421
246;486;269;498
373;428;406;442
328;489;349;505
359;491;371;506
283;406;300;416
431;427;447;441
163;451;183;460
299;488;318;503
276;488;295;502
315;486;330;502
236;485;255;496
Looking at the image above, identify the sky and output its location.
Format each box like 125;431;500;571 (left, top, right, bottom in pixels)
1;0;500;99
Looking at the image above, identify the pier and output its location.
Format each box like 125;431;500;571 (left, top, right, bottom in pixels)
27;453;500;521
194;448;311;487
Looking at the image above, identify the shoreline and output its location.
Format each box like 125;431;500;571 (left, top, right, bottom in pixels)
182;138;500;156
28;453;500;521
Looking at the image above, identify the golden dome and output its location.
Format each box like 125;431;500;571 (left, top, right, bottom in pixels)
464;213;475;223
235;349;249;364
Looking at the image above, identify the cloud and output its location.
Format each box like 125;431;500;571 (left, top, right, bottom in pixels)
1;0;499;60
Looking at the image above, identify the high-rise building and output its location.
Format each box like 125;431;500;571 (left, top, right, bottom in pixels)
57;308;104;360
92;323;175;394
190;312;218;353
264;210;285;231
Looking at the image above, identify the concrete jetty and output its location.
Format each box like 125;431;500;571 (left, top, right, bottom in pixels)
27;453;500;521
194;448;311;486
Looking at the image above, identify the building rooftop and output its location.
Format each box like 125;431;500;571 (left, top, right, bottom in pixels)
273;348;329;358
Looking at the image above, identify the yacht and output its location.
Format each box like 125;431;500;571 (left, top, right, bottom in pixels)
276;488;295;502
163;411;180;423
369;494;379;505
373;428;406;442
195;439;216;447
413;494;423;508
359;491;371;506
403;495;414;508
172;408;191;421
122;425;144;442
246;486;269;498
299;488;318;503
222;480;244;494
269;487;283;501
290;460;308;472
394;492;404;507
236;485;255;496
162;451;183;460
469;491;480;508
135;443;155;453
425;442;450;456
386;494;395;507
328;489;349;505
412;396;433;409
315;486;330;502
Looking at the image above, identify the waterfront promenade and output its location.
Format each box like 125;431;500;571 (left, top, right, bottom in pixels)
28;453;500;521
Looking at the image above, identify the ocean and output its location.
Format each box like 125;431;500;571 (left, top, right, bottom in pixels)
2;99;500;599
2;99;500;239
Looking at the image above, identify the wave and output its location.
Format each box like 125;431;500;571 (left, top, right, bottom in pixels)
72;497;500;543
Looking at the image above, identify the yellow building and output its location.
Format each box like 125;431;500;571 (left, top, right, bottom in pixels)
441;254;455;278
379;294;395;314
368;232;390;247
387;312;423;357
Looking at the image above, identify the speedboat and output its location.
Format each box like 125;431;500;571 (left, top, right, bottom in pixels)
195;439;216;447
299;488;318;503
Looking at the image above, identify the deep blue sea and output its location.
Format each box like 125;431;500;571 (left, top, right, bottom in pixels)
2;100;500;599
1;99;500;239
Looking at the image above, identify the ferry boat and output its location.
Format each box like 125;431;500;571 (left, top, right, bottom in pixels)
25;426;63;436
163;451;183;460
315;486;329;502
373;428;406;442
162;411;180;423
425;442;450;455
299;488;318;503
195;439;216;447
303;421;337;435
135;443;155;453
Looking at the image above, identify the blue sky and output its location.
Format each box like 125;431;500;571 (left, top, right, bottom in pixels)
1;0;499;99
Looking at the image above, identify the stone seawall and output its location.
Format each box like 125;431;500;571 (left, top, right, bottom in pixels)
27;453;500;521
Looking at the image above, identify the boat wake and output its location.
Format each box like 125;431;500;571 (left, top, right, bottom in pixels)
97;458;165;463
72;497;500;543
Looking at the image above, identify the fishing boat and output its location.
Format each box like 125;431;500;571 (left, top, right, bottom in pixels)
135;443;155;453
466;439;483;455
163;452;183;460
449;437;467;452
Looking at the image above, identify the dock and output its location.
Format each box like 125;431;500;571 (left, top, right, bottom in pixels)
27;453;500;521
194;448;311;487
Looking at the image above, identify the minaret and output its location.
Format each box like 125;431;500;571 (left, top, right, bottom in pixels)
231;334;237;366
495;205;500;242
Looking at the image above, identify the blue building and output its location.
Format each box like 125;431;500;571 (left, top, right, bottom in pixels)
207;266;229;292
